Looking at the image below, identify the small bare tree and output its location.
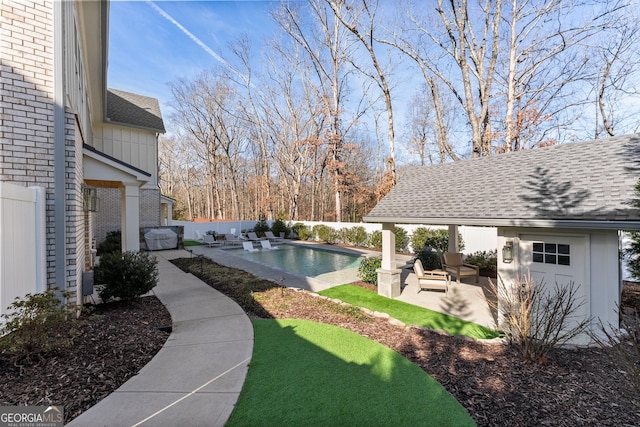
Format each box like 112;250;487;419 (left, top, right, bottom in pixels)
490;273;590;364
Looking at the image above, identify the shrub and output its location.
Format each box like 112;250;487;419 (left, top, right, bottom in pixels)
412;228;465;254
625;179;640;280
489;275;590;364
368;230;382;249
344;226;368;247
626;230;640;281
0;288;77;361
395;227;409;252
270;219;290;238
97;230;121;255
292;223;313;241
416;246;442;270
367;228;408;251
95;250;158;302
358;257;382;284
313;224;339;244
410;227;432;253
465;250;497;277
252;215;270;237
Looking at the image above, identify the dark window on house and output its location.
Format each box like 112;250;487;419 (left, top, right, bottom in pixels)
532;242;570;266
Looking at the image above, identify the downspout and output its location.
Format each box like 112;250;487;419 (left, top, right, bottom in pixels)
54;0;66;299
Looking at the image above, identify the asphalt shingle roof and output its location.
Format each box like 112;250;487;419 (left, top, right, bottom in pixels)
106;89;165;132
364;134;640;230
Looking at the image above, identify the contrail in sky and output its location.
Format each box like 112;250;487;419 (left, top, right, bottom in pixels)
146;0;249;85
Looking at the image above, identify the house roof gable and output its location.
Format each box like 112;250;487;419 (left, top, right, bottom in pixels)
106;89;166;132
364;134;640;230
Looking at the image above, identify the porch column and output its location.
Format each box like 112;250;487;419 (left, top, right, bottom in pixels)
447;225;459;252
120;184;140;252
165;202;173;226
377;223;401;298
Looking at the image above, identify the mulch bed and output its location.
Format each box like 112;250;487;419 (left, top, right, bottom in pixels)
0;297;171;423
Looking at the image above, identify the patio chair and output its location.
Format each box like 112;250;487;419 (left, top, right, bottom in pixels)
242;241;258;252
413;259;449;294
203;234;222;248
222;234;244;246
441;252;479;284
264;231;284;242
194;230;205;243
260;240;279;250
247;232;266;241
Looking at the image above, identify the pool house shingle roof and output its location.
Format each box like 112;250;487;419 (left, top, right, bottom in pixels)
363;134;640;230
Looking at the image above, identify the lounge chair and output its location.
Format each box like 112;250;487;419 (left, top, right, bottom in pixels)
222;234;244;246
203;234;222;247
441;252;480;284
194;230;205;243
247;232;266;241
264;231;284;242
260;240;279;250
413;259;449;294
242;241;258;252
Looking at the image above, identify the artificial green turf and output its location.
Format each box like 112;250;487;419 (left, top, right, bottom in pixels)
318;284;501;339
226;319;475;427
182;240;202;247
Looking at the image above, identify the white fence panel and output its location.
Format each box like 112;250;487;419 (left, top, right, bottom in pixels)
0;183;45;317
296;221;497;253
174;218;498;254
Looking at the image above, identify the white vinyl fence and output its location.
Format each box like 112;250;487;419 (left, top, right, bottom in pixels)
173;219;498;254
0;183;46;318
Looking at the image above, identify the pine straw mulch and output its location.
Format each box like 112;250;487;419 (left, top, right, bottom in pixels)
0;297;171;423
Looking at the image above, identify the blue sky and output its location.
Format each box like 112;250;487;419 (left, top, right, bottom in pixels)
108;1;282;114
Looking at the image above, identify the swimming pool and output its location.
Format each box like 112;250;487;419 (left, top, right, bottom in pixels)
231;244;363;278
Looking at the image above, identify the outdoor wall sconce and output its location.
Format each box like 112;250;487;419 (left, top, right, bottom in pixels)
502;241;514;263
83;186;99;212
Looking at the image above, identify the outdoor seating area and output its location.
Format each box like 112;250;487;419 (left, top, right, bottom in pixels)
242;241;259;252
400;261;496;330
265;231;284;242
203;234;222;247
441;252;480;284
413;259;449;294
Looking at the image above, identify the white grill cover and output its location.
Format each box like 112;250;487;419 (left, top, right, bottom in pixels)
144;229;178;250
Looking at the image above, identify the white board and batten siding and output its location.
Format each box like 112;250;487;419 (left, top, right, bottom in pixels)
498;227;620;344
0;183;46;318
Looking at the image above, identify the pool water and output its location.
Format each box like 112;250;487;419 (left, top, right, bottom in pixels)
233;245;363;277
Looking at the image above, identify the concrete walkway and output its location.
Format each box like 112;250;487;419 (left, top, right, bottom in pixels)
68;250;253;427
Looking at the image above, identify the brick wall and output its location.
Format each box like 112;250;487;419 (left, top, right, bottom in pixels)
0;1;55;187
94;187;161;245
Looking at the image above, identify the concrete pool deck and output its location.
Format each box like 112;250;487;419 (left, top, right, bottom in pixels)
188;240;376;292
189;241;497;330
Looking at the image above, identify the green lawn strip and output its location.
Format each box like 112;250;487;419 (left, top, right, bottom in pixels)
227;319;474;427
318;285;501;339
182;240;202;247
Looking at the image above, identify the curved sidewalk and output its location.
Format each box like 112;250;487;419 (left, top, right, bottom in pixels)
68;250;253;427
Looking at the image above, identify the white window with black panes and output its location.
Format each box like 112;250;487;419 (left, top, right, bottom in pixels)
532;242;570;266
